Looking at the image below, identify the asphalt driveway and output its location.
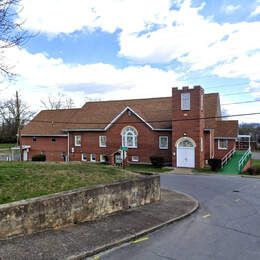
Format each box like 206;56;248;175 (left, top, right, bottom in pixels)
101;174;260;260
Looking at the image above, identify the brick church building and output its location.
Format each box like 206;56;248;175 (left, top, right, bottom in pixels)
21;86;238;168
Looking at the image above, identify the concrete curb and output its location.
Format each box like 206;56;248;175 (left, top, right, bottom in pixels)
241;175;260;179
68;191;199;260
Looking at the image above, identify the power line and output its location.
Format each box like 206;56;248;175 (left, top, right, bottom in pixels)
221;100;260;105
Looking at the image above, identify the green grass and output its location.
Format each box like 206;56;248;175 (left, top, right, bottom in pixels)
194;166;213;173
0;143;16;149
252;160;260;167
125;164;173;173
0;162;137;205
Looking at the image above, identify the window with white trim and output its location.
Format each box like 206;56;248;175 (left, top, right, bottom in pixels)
132;156;139;162
218;139;228;150
159;136;168;149
81;153;87;161
100;154;106;162
90;154;96;162
121;126;138;148
99;136;107;147
74;135;81;146
181;93;190;110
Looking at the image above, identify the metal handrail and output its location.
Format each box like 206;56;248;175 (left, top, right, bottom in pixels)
221;147;236;167
238;148;252;173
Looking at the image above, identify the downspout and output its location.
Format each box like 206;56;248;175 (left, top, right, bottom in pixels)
209;130;211;159
67;132;70;162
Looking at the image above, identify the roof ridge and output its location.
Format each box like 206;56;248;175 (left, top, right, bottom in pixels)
82;96;172;106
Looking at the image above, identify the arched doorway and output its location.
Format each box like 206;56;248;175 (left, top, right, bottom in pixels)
175;137;196;168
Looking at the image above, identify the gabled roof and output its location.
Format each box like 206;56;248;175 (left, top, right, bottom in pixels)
21;93;236;137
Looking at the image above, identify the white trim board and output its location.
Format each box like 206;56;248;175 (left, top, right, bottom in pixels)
22;134;68;137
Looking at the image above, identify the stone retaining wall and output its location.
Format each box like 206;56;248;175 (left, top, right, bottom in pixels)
0;175;160;239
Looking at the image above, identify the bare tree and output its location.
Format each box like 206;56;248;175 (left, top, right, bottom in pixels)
40;93;75;110
0;91;34;142
0;0;30;80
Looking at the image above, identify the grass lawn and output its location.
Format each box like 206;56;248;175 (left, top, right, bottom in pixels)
194;166;213;173
0;143;16;149
252;160;260;167
0;162;137;205
126;164;173;173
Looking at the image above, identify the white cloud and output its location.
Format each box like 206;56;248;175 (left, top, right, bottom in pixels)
222;4;240;14
18;0;172;34
212;52;260;95
1;46;181;109
251;6;260;17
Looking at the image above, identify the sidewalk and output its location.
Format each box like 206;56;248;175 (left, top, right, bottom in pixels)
0;190;198;260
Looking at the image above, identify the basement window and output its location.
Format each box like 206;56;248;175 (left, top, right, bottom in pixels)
100;154;106;163
132;156;139;162
81;153;87;161
90;154;96;162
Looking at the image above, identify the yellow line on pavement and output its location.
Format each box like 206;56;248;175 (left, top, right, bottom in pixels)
202;214;211;218
132;236;149;244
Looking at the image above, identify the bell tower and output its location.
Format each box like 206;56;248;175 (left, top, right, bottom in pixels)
172;86;205;168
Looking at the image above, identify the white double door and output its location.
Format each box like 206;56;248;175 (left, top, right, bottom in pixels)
177;147;195;168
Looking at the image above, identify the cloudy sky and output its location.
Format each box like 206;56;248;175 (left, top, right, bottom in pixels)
1;0;260;122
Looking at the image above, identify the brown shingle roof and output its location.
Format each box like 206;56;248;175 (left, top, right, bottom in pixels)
21;93;236;138
21;109;81;135
215;120;238;138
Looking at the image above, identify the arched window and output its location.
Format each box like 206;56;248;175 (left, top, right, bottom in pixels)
175;137;196;148
121;126;138;148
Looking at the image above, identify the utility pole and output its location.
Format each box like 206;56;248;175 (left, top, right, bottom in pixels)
16;91;23;161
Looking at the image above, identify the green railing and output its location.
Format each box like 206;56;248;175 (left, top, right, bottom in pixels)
221;147;236;168
238;148;252;173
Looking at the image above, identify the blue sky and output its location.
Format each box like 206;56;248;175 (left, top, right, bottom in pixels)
1;0;260;122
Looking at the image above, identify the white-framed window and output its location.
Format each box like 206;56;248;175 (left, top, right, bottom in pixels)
100;154;106;162
159;136;169;149
131;156;139;162
81;153;87;161
99;136;107;147
75;135;81;147
218;139;228;150
90;154;96;162
121;126;138;148
181;93;190;110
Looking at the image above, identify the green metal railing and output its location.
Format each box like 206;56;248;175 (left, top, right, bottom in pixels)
238;148;252;173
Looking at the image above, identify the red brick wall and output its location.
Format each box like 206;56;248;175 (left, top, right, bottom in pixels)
172;86;205;168
204;131;210;161
214;139;236;159
21;136;68;161
66;111;172;164
204;129;215;162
